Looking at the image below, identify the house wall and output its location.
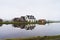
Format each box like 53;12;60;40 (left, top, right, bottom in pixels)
25;16;36;22
26;19;36;22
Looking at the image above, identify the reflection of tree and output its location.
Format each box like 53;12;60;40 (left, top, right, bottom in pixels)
0;24;3;26
12;24;36;30
0;19;3;26
13;24;25;29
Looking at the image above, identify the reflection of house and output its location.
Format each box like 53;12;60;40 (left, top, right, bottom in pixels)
25;15;36;22
13;24;36;30
24;24;35;30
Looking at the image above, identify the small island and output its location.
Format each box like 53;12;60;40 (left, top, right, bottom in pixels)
0;15;60;25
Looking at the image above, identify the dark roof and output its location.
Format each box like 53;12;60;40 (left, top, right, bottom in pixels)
21;16;25;19
20;16;26;21
26;15;35;19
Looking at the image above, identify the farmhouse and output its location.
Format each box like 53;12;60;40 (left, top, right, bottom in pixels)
25;15;36;22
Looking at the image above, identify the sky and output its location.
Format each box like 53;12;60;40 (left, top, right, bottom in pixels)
0;0;60;20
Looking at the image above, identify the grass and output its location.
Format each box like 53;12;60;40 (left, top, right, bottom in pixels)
6;35;60;40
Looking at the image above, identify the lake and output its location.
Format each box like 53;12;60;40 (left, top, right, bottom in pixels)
0;23;60;39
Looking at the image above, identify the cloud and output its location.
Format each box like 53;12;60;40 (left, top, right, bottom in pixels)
0;0;60;20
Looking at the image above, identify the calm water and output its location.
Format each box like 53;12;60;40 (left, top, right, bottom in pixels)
0;23;60;39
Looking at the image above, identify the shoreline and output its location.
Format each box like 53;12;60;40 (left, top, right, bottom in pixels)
6;35;60;40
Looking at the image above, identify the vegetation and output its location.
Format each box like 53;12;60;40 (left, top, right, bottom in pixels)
0;21;38;24
0;20;59;25
6;35;60;40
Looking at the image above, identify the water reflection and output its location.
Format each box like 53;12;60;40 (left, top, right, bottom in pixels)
0;23;46;30
0;24;3;26
12;24;36;30
0;23;60;39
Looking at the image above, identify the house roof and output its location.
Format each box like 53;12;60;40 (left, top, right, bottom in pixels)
26;15;35;19
21;16;25;19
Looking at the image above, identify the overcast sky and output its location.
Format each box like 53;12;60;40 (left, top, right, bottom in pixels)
0;0;60;20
